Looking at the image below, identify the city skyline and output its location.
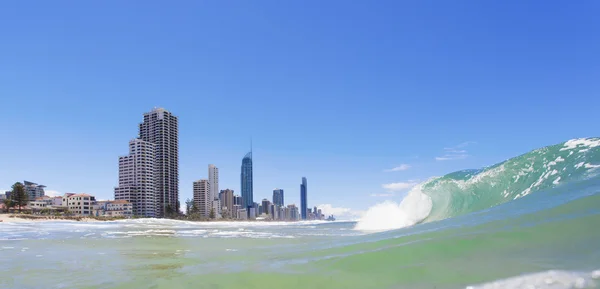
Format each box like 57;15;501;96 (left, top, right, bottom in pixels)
1;1;598;219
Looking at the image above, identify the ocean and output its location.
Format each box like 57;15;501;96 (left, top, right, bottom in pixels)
1;138;599;289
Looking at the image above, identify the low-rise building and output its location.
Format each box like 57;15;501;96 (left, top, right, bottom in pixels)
93;200;133;217
64;193;96;216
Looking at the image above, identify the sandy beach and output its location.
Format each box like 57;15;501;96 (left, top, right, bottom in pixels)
0;214;100;223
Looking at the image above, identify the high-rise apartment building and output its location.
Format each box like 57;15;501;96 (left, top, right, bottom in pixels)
261;199;271;215
114;139;156;217
300;177;307;220
139;107;179;217
272;188;284;207
193;179;210;217
241;152;253;212
24;181;46;200
208;164;219;215
219;189;234;217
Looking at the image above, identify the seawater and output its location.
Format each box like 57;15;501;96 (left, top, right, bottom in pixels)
1;138;600;289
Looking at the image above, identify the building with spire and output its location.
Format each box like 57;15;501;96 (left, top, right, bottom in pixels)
241;151;253;216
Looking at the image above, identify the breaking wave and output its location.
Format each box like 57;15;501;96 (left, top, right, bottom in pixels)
356;137;600;231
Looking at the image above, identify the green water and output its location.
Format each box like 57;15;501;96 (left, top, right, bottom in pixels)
1;138;600;289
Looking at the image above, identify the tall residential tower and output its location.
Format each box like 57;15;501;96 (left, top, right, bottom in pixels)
193;179;210;217
114;139;156;217
139;108;179;216
208;164;220;215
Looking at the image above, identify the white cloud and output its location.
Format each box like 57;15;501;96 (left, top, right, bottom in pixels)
436;141;476;161
316;204;364;220
384;164;411;172
44;190;62;197
382;180;419;192
370;193;396;197
435;154;469;161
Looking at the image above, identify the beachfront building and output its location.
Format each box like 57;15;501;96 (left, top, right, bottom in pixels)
94;200;133;217
139;107;179;217
63;193;96;216
219;189;234;218
28;196;54;209
24;181;46;200
114;139;157;217
193;179;210;217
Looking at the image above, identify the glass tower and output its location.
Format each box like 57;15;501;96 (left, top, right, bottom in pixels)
241;152;253;212
300;177;307;220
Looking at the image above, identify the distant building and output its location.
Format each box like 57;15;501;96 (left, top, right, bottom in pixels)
114;139;157;217
28;196;54;209
241;152;253;215
232;204;241;219
300;177;307;220
24;181;46;200
261;199;271;215
0;193;6;201
238;208;247;220
209;164;220;215
95;200;133;217
272;188;284;207
233;195;243;206
219;189;234;218
193;179;210;217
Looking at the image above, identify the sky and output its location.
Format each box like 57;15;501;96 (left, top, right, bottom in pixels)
1;1;599;218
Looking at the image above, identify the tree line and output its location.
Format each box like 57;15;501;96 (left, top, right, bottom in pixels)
2;182;29;213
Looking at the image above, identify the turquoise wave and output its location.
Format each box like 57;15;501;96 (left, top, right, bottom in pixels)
422;137;600;223
356;138;600;231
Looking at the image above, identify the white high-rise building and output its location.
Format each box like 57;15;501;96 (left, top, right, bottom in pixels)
193;179;210;217
208;164;220;215
114;139;156;217
139;108;179;217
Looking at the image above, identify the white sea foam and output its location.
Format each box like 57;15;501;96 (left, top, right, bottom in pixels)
553;177;561;185
560;138;600;151
466;270;599;289
354;184;433;231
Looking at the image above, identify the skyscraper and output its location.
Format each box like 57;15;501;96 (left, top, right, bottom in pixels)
139;107;179;217
272;188;284;207
240;152;253;213
193;179;210;217
114;139;156;217
300;177;307;220
208;164;219;215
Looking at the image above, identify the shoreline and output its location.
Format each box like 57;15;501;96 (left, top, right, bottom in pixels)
0;214;110;223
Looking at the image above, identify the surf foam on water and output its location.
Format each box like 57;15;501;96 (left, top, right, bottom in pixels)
466;270;600;289
354;185;433;231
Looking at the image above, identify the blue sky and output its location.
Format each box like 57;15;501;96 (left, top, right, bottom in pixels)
1;1;599;216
